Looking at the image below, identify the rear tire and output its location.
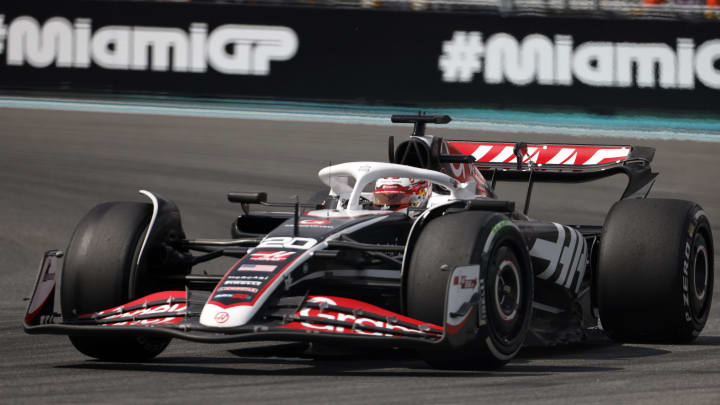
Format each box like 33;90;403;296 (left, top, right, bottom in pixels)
405;211;533;370
62;202;171;361
598;198;714;343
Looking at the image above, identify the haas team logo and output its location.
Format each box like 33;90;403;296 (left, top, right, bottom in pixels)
214;311;229;324
249;251;295;262
299;219;331;226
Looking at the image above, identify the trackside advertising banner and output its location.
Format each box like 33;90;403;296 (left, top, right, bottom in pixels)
0;1;719;111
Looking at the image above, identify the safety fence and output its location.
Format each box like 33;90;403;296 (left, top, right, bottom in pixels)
0;1;718;113
101;0;720;20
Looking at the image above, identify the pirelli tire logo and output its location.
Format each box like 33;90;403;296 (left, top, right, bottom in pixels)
439;31;720;90
0;14;298;75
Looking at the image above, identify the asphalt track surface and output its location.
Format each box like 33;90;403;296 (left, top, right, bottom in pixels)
2;107;720;404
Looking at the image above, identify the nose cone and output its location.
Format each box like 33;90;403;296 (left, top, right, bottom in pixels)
199;303;255;328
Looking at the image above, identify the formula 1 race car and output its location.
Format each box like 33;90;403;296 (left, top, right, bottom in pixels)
24;114;714;370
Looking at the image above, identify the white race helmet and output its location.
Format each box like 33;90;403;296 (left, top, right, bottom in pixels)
373;177;432;209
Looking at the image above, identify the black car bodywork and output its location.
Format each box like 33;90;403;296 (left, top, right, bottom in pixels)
24;114;713;368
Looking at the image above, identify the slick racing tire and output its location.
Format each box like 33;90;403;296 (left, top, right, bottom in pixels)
598;199;714;343
405;210;533;370
61;202;171;361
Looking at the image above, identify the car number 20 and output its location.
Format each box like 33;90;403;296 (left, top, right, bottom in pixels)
257;237;317;250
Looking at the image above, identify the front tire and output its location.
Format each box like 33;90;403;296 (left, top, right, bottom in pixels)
62;202;171;361
405;210;533;370
597;198;714;343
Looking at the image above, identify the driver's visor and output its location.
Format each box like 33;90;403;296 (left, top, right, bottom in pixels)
373;191;411;206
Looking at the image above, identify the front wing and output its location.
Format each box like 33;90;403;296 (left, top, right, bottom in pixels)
24;251;481;350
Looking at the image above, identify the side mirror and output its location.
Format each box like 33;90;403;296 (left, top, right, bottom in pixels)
227;192;268;204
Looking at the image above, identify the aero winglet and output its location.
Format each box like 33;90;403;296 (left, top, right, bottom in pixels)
391;114;451;137
24;251;62;327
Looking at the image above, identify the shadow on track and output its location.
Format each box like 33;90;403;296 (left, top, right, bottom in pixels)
55;330;708;377
57;342;623;377
516;329;676;361
57;360;622;378
691;335;720;346
517;342;671;361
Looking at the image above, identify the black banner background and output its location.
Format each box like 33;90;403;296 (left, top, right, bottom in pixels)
0;1;718;112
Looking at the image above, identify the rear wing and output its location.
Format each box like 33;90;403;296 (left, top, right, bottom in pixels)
447;141;658;199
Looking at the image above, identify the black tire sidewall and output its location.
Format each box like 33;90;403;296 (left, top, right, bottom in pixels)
61;202;152;319
678;206;713;340
598;199;714;342
61;202;172;361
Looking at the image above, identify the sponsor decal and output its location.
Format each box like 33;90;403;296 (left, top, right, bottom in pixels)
225;280;263;286
219;286;259;293
213;294;234;298
100;303;187;326
529;223;588;293
101;303;185;319
449;161;467;179
214;311;229;324
682;241;692;321
445;265;480;335
478;278;487;326
300;219;331;225
233;293;250;300
0;14;298;75
228;275;269;280
284;219;333;229
257;236;317;250
281;296;443;337
298;297;417;336
249;251;295;262
453;275;478;289
108;317;183;326
236;264;276;272
439;31;720;90
203;236;314;319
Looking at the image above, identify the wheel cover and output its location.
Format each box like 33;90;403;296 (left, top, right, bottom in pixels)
489;251;528;345
690;240;711;322
494;260;521;323
693;245;708;302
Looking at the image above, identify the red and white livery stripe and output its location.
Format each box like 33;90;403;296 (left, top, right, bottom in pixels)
448;142;631;166
281;296;443;337
88;291;187;326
